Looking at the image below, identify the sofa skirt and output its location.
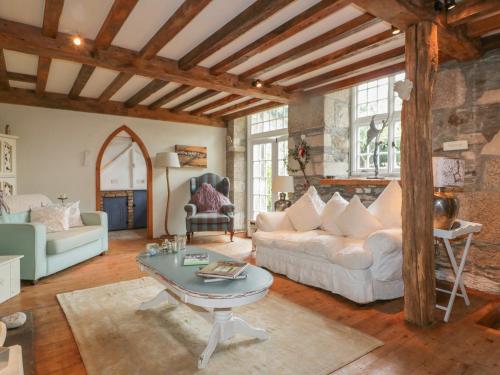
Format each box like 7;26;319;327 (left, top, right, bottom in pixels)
256;245;403;304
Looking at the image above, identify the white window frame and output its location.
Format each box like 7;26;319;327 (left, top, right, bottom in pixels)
350;74;403;177
246;108;288;221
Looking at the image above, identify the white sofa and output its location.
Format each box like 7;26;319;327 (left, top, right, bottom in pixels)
253;182;403;304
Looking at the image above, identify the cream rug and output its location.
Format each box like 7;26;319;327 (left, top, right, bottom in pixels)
57;277;382;375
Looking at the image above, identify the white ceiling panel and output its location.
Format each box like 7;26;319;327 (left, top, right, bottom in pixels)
257;21;391;81
79;67;120;99
184;92;230;112
200;0;321;68
0;0;43;27
9;81;36;90
157;0;255;60
204;96;254;114
228;4;365;75
58;0;114;40
45;59;82;94
110;75;153;102
3;50;38;75
280;36;404;87
112;0;184;51
139;82;182;106
161;87;207;109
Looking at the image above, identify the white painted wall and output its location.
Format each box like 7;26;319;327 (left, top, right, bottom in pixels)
0;103;227;237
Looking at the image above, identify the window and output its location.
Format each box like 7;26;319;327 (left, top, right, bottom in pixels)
351;73;405;175
247;106;288;220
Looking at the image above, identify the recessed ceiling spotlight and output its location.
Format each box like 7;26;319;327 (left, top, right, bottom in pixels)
391;26;401;35
72;35;82;46
252;79;263;88
446;0;456;10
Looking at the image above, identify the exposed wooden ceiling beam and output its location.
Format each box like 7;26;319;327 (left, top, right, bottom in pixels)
286;46;405;91
148;84;193;110
447;0;500;26
305;62;406;97
0;87;224;127
98;72;133;102
0;49;10;90
69;0;138;99
170;90;218;112
178;0;291;71
139;0;211;60
239;13;378;80
189;94;241;115
36;0;64;96
209;98;261;117
7;72;37;83
467;13;500;38
351;0;480;61
210;0;350;75
0;19;299;104
222;101;281;121
266;30;397;84
124;79;169;107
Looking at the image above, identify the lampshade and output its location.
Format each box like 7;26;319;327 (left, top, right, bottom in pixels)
272;176;294;193
155;152;180;168
432;157;465;188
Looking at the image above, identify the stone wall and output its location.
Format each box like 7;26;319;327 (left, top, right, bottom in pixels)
431;49;500;294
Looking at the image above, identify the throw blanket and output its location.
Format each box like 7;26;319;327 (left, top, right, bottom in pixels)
1;194;53;214
190;183;230;212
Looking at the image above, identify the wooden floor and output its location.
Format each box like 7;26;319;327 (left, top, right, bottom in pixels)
0;235;498;375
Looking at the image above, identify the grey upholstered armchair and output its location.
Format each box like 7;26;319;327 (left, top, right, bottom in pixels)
184;173;235;242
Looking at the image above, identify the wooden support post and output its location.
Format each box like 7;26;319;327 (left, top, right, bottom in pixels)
401;21;438;327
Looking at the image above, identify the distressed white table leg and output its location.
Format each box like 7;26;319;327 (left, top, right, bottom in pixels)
198;321;222;369
443;236;471;305
139;289;178;310
232;317;269;340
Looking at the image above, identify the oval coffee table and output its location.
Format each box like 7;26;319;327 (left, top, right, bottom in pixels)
136;246;273;369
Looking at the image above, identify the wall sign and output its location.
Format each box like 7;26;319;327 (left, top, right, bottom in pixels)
175;145;208;168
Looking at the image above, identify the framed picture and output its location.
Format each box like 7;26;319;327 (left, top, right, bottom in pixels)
175;145;207;168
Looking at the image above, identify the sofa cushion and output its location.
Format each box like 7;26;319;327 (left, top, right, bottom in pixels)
368;180;402;229
337;196;383;240
46;225;104;255
321;192;348;235
189;212;230;224
286;194;322;232
256;211;294;232
30;205;70;233
3;194;52;214
307;186;325;214
328;244;373;270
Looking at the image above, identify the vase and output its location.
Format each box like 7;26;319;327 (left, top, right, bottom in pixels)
433;190;459;230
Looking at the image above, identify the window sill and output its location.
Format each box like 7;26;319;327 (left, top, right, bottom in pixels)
320;178;399;186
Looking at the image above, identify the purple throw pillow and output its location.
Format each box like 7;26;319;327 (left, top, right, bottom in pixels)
191;183;230;213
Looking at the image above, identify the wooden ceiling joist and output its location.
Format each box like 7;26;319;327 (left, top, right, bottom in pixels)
98;72;133;103
0;49;9;90
467;13;500;38
0;19;298;104
7;72;37;83
189;94;241;115
209;98;261;117
148;84;193;110
170;90;218;112
36;0;64;96
139;0;211;60
124;79;168;108
266;30;397;84
222;101;281;121
209;0;350;75
239;13;378;80
447;0;500;26
351;0;480;61
286;46;405;92
0;87;224;127
69;0;138;99
178;0;291;71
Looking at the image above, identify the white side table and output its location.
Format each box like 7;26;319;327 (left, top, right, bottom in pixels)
433;220;482;322
0;256;23;304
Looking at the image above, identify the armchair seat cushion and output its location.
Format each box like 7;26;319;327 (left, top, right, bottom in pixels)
188;212;231;225
46;225;104;255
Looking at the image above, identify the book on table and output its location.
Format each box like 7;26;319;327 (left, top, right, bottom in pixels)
196;261;248;280
183;253;209;266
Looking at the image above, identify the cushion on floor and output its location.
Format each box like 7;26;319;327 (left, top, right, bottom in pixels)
46;225;103;255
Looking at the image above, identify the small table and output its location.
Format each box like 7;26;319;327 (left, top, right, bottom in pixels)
434;220;482;322
136;247;273;369
0;256;23;304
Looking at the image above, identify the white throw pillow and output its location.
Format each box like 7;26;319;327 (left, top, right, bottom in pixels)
306;186;325;214
337;195;383;239
30;206;70;232
368;180;402;228
321;192;348;235
66;201;84;227
285;193;322;232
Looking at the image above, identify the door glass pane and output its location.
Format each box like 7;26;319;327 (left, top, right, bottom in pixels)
251;142;273;219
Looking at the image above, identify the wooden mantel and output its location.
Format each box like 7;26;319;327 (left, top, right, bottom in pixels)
320;178;399;186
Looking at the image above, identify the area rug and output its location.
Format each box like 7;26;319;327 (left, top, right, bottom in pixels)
57;277;382;375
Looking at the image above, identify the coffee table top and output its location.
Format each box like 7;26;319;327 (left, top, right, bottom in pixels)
137;246;273;299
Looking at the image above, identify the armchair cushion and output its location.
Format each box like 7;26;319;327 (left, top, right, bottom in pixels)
46;225;104;255
188;212;231;224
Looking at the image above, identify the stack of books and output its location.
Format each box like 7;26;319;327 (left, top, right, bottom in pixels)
196;261;248;283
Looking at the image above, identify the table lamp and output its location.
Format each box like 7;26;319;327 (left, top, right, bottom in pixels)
272;176;294;211
155;152;180;237
432;157;464;229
